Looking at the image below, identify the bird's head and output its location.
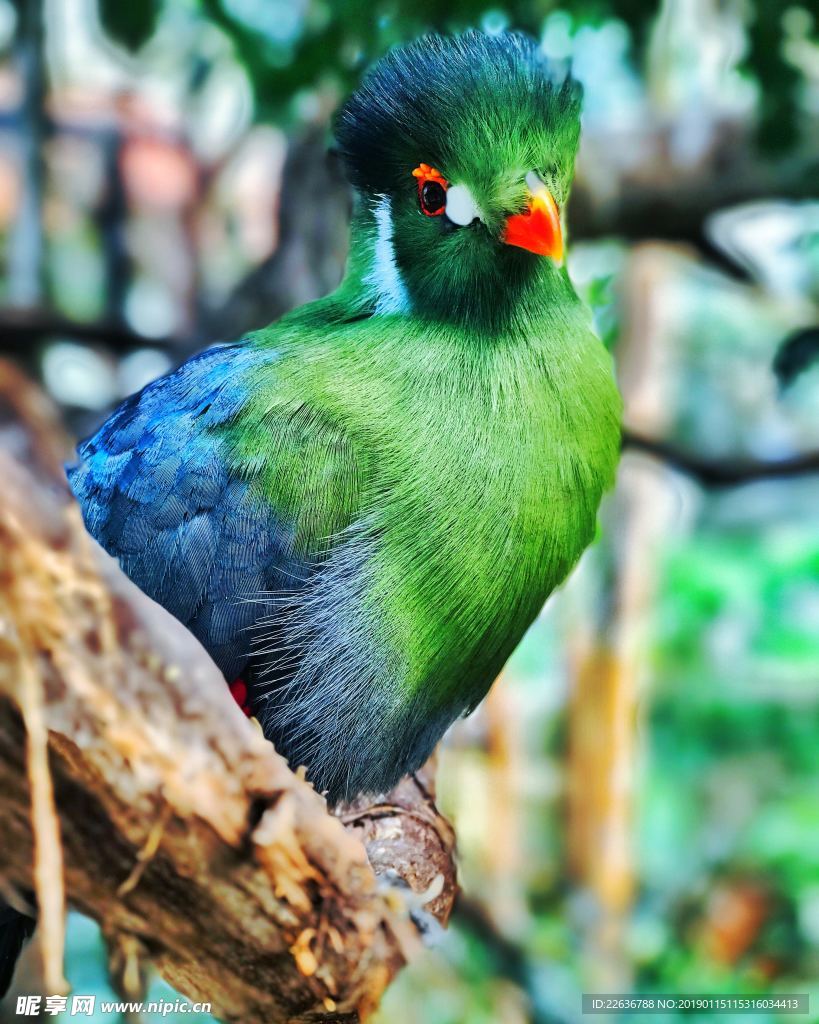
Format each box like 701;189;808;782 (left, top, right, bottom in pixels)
335;31;582;326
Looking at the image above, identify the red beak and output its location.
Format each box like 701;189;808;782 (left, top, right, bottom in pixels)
502;189;563;261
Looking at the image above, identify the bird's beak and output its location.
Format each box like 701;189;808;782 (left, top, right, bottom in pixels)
502;175;563;261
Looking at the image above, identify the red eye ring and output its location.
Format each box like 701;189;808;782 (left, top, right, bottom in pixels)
412;163;448;217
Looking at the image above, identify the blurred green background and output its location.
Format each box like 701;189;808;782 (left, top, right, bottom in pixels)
0;0;818;1022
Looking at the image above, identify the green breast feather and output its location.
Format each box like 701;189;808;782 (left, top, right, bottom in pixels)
222;259;620;798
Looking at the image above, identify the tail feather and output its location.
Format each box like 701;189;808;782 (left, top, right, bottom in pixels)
0;902;35;999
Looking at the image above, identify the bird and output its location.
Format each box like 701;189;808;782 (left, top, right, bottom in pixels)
1;33;621;996
69;30;621;804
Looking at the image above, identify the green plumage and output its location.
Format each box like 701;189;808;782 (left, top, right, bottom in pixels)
70;31;621;801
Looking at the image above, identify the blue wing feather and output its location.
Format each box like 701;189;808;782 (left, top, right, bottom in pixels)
68;343;303;679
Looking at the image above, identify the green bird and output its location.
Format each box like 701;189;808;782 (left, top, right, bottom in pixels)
69;30;621;804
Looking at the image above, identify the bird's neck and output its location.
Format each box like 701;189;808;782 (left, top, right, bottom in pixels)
325;200;582;339
327;200;406;317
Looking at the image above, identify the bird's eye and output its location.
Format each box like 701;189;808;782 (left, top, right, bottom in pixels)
412;163;448;217
421;180;446;216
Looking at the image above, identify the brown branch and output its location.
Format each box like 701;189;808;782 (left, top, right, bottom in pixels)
0;308;189;358
0;360;456;1023
622;429;819;487
570;136;819;248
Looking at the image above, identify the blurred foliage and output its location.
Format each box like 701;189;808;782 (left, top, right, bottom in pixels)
91;0;819;152
0;1;818;1022
745;1;803;153
97;0;162;52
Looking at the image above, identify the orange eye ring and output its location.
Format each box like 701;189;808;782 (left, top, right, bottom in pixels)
412;163;448;217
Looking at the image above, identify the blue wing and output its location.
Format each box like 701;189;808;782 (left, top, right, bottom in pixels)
68;343;305;679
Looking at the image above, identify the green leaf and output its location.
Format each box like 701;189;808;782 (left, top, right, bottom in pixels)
97;0;162;52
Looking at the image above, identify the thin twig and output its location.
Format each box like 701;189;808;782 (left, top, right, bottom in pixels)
117;805;173;898
13;613;67;994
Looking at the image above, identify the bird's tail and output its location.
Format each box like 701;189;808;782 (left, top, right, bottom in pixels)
0;901;35;999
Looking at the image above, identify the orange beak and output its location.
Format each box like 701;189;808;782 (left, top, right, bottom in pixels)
502;188;563;261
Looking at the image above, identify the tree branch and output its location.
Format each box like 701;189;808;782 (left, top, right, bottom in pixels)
0;360;456;1023
0;308;187;359
622;429;819;487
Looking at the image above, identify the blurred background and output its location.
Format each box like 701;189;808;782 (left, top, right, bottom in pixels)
0;0;818;1022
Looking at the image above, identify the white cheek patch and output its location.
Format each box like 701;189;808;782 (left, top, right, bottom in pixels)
445;183;481;226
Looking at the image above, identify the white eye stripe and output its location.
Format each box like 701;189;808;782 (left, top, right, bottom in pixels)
445;183;481;226
369;197;411;315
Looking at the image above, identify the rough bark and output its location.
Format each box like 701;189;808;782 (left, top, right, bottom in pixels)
0;360;456;1023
